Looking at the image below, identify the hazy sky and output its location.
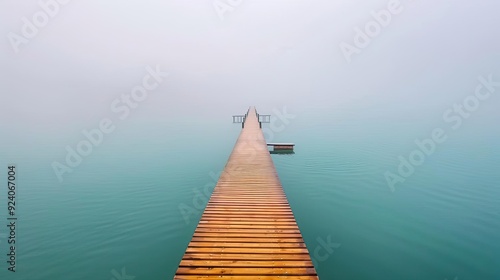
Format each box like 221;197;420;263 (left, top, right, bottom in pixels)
1;0;499;128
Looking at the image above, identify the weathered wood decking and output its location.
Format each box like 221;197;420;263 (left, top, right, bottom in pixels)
174;107;318;279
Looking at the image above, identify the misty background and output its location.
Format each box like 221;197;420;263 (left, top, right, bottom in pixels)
1;0;499;122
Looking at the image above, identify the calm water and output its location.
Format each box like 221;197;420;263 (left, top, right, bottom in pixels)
0;105;499;280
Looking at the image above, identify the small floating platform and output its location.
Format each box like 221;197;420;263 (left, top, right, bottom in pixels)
267;143;295;151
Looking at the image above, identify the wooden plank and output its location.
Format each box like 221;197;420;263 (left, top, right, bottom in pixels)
199;218;296;222
192;233;304;238
175;267;317;275
198;221;298;225
182;253;313;261
180;259;313;267
194;229;301;234
190;237;306;243
174;107;317;279
206;202;290;205
175;276;318;280
188;242;307;248
196;224;299;228
202;211;294;215
184;247;309;254
203;207;293;211
199;216;295;220
200;215;296;219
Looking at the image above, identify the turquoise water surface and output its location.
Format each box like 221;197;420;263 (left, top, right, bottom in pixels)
0;102;499;280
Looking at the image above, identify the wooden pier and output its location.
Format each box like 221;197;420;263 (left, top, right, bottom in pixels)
174;107;318;279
